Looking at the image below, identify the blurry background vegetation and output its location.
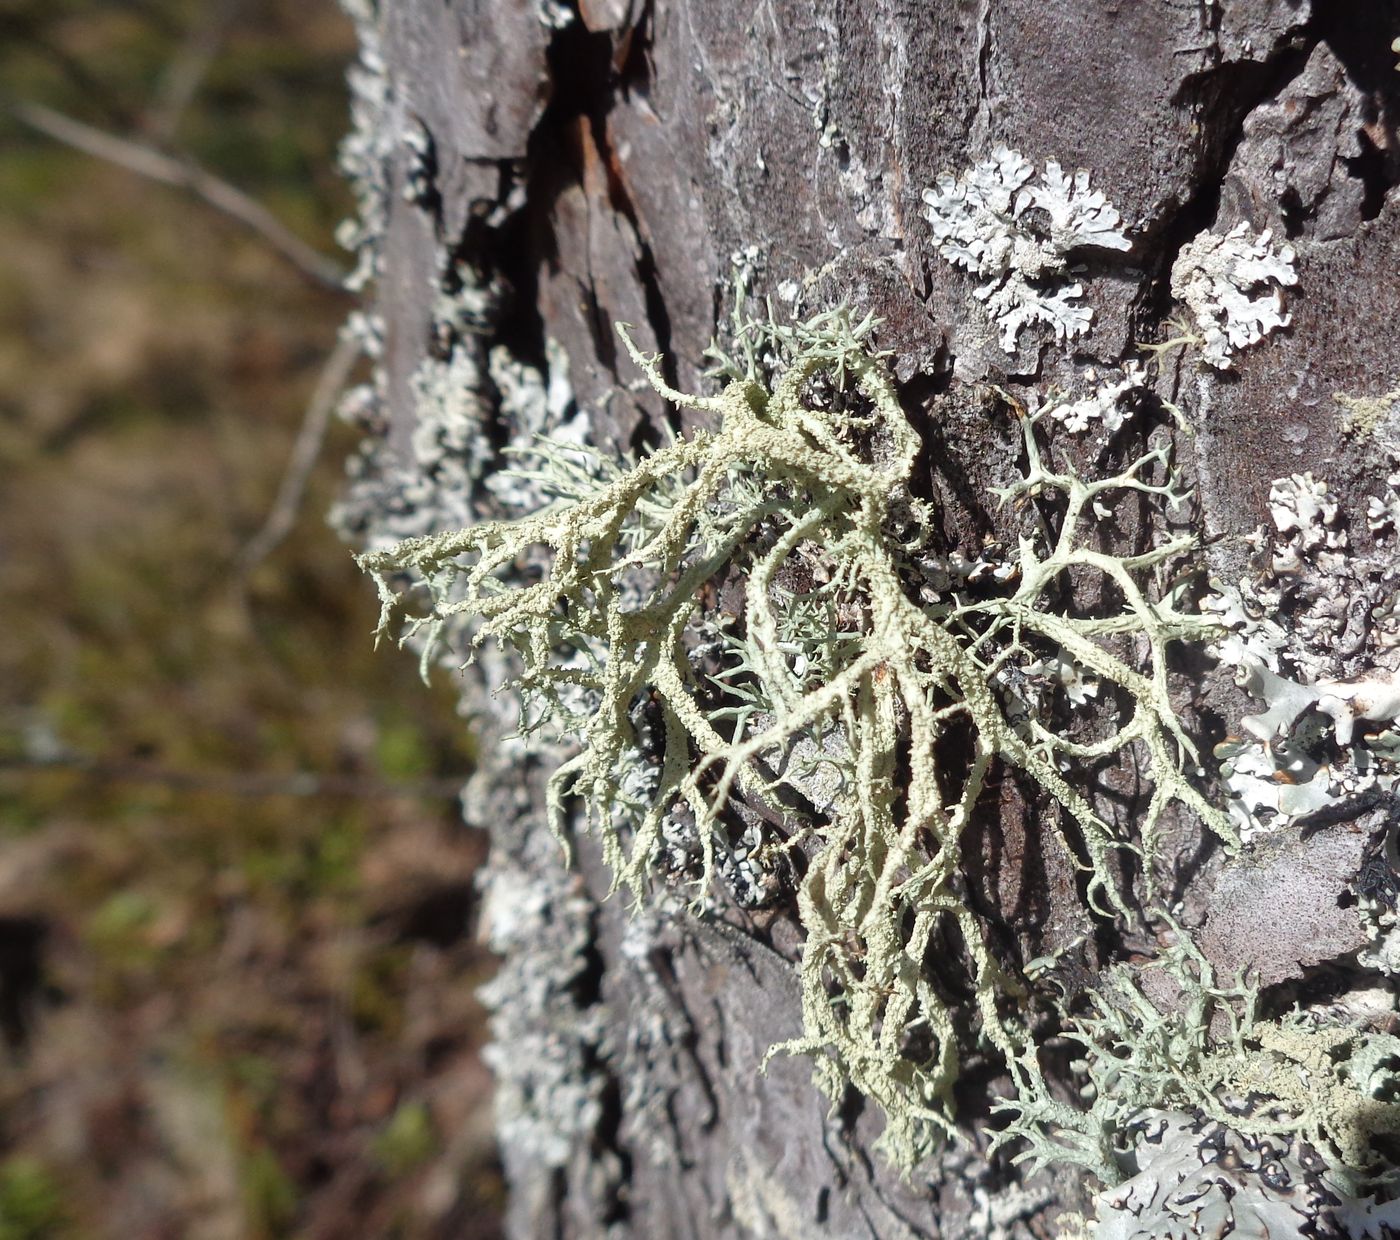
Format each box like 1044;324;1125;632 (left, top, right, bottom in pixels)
0;2;502;1236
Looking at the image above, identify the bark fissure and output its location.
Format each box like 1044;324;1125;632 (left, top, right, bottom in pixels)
1144;31;1319;334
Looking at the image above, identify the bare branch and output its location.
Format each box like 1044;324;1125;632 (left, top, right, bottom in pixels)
237;329;362;575
11;98;348;291
147;0;245;143
0;752;466;802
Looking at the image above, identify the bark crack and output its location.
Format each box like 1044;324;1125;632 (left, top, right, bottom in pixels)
1137;28;1320;343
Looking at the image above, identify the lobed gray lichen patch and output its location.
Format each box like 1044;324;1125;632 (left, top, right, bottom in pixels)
1090;1111;1345;1240
1076;1106;1400;1238
1168;223;1297;371
482;340;586;516
921;146;1132;354
1366;469;1400;538
332;288;490;554
1204;463;1400;839
1026;364;1149;439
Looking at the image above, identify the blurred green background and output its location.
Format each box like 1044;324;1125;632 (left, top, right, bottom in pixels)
0;2;501;1236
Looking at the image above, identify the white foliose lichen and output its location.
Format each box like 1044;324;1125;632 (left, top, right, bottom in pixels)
1213;664;1400;839
1205;470;1400;838
1039;363;1150;437
1084;1110;1400;1240
1092;1112;1340;1239
405;349;491;505
1169;222;1297;370
1366;465;1400;536
336;279;498;555
922;145;1131;353
1268;471;1347;565
483;338;586;515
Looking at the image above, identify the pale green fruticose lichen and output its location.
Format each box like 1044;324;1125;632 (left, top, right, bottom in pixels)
360;304;1243;1169
1006;938;1400;1188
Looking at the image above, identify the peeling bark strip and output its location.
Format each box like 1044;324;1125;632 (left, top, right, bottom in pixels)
334;0;1400;1235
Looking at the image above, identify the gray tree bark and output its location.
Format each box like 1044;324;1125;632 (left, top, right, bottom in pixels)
333;1;1400;1236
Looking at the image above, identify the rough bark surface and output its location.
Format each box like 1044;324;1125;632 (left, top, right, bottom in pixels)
343;1;1400;1235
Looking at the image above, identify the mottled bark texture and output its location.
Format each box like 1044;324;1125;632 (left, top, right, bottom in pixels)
344;1;1400;1235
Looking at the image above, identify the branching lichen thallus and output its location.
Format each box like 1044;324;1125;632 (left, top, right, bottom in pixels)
359;309;1238;1166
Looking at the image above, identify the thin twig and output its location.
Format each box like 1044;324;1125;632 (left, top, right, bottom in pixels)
0;14;135;130
0;753;467;802
238;330;362;574
147;0;245;143
10;98;347;291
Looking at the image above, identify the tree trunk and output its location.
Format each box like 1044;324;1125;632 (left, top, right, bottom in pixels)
332;1;1400;1235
